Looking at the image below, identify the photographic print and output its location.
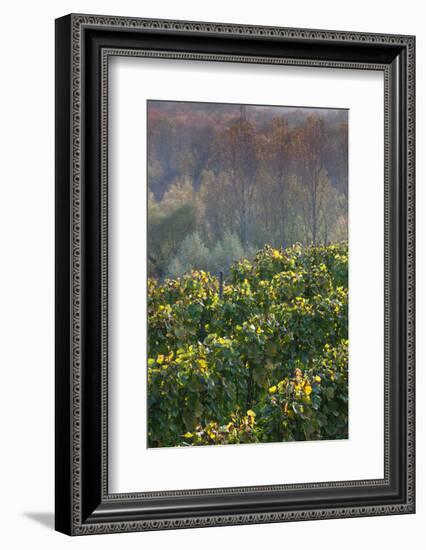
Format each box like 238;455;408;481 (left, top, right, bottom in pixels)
147;100;348;448
56;16;415;533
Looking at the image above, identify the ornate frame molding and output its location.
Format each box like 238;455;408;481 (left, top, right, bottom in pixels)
55;14;415;536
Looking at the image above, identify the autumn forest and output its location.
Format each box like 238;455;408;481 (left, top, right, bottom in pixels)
147;101;348;279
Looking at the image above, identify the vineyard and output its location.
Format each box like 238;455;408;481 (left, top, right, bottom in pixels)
147;242;348;447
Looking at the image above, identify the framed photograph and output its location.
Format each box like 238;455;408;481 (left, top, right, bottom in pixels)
55;14;415;535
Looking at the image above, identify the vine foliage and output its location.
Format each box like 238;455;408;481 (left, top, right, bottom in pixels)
148;243;348;447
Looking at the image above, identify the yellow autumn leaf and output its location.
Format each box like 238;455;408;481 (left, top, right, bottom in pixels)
304;384;312;396
197;359;207;371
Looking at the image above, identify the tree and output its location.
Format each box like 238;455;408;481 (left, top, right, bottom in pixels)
198;170;237;243
167;232;209;277
161;178;194;211
323;121;349;198
318;179;346;245
208;231;247;274
266;116;293;248
147;115;179;198
148;202;197;278
218;107;259;247
294;116;329;245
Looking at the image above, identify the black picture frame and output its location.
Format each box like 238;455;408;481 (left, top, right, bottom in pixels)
55;13;415;536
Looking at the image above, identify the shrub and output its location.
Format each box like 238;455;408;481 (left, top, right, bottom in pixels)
148;242;348;447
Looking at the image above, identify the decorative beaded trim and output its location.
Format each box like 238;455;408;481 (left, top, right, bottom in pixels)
69;14;415;534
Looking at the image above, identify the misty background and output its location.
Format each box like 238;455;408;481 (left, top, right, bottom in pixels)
147;101;348;279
